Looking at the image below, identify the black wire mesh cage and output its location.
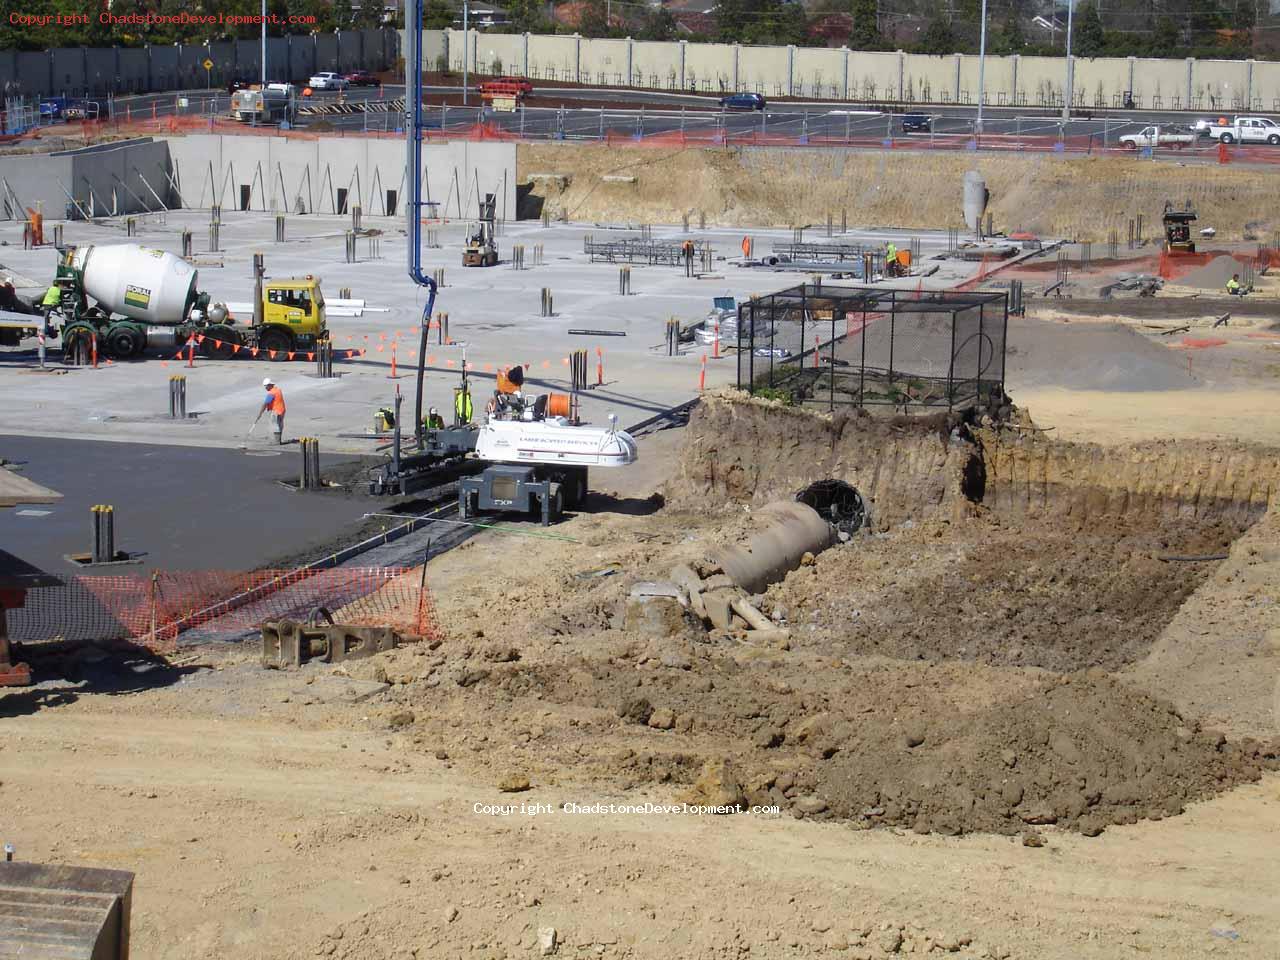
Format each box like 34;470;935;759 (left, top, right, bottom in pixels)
734;283;1008;411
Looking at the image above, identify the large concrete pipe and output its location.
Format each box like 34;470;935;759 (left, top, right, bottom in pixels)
962;170;989;238
713;501;836;595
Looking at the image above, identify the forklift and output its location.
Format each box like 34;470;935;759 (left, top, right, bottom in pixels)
462;193;499;267
1162;201;1197;254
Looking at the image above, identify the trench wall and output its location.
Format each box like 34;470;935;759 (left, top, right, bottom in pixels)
677;393;1278;528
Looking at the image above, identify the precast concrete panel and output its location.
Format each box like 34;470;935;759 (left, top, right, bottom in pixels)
50;48;86;96
526;34;580;82
738;44;790;95
1193;59;1253;111
475;34;525;76
1071;57;1130;108
1252;60;1280;110
1017;56;1067;106
900;54;955;104
793;47;845;99
315;34;339;74
683;43;735;93
630;41;682;88
1131;58;1189;109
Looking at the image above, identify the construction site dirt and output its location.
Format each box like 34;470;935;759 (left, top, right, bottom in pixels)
5;387;1280;960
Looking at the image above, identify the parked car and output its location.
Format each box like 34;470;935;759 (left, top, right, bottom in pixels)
1207;115;1280;144
901;113;931;133
344;70;380;87
719;92;766;111
308;72;349;91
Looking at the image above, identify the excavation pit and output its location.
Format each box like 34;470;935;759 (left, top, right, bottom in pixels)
357;392;1279;841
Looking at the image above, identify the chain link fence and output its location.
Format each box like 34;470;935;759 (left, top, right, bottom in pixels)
735;284;1008;411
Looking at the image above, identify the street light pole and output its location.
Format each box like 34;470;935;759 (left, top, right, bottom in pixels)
462;0;469;106
975;0;987;134
1062;0;1074;123
261;0;267;84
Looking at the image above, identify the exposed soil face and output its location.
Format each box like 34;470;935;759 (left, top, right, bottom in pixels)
517;143;1280;241
782;514;1241;672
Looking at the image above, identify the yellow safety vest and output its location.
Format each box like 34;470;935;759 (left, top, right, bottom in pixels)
454;389;473;424
42;285;61;306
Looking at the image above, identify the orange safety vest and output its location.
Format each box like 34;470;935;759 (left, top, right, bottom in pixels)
266;386;286;415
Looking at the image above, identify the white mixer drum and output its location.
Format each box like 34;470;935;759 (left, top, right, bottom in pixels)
70;243;199;324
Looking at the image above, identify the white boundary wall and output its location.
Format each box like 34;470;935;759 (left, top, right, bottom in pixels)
424;29;1278;113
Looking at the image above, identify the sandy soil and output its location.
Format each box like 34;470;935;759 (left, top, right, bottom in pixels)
2;686;1279;960
518;144;1280;241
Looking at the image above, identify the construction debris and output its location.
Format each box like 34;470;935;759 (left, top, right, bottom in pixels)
260;618;423;669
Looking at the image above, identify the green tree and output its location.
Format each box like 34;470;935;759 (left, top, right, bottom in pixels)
634;7;678;41
1148;16;1180;57
422;0;455;29
849;0;880;50
577;0;611;37
1072;2;1105;57
915;17;956;55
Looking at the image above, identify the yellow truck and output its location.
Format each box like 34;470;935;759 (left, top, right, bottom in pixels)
52;243;328;360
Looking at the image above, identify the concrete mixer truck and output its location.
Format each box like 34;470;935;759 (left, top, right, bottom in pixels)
52;243;328;360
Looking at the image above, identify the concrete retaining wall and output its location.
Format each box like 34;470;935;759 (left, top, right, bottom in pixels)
427;29;1279;111
0;134;514;224
0;29;397;99
164;135;517;222
0;138;175;220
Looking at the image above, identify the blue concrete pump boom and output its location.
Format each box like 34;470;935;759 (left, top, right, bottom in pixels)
405;0;439;448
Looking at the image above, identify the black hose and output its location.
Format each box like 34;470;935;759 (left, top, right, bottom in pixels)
413;305;429;450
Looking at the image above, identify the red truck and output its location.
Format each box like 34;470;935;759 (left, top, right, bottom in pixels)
477;76;533;101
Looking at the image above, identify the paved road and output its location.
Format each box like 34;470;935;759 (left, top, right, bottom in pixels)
66;85;1280;161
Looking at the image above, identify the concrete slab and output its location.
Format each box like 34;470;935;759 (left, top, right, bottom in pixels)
0;210;984;456
0;435;378;575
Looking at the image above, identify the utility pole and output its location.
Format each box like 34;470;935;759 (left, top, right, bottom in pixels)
976;0;987;134
462;0;469;106
261;0;267;84
1062;0;1074;123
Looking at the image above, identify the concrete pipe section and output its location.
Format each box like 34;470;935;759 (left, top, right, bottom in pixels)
714;501;836;595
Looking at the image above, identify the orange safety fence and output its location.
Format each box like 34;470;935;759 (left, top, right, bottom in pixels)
8;567;438;654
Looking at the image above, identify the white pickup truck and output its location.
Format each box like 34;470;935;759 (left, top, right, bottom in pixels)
1206;116;1280;144
1119;125;1195;149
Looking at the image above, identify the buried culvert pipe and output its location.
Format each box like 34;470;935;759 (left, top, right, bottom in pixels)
713;501;837;595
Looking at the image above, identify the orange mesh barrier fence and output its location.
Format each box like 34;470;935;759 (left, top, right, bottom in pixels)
9;567;437;654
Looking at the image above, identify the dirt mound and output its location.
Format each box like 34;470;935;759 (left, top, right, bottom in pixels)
1179;254;1247;291
358;612;1276;840
1003;318;1198;392
518;143;1280;241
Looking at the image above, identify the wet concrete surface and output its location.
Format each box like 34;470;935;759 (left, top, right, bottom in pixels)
1;435;381;576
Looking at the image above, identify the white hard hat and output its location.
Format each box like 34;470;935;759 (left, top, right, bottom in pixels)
429;406;439;415
262;377;274;387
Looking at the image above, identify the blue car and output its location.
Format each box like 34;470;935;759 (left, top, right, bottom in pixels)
719;92;766;111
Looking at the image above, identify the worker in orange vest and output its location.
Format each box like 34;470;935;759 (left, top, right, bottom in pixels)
257;376;287;444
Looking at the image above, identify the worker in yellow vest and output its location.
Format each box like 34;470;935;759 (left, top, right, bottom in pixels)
454;387;473;426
